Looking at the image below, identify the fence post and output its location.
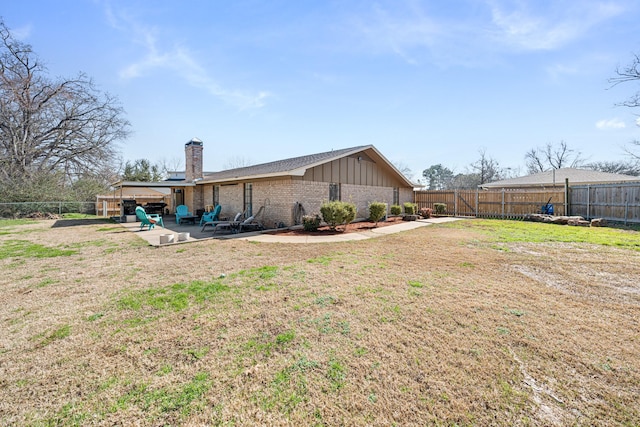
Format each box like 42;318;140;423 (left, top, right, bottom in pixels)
501;189;505;219
454;189;458;217
58;202;62;215
564;178;569;216
475;188;479;218
586;185;590;220
625;194;629;226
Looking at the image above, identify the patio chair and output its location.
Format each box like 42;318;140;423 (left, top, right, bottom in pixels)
199;204;221;227
210;212;243;235
238;206;265;233
135;206;164;230
175;204;192;225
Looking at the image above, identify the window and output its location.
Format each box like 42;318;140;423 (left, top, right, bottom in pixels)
244;183;253;216
329;183;340;201
213;185;220;207
393;187;399;206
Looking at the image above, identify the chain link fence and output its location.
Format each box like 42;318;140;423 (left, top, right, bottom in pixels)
0;201;97;218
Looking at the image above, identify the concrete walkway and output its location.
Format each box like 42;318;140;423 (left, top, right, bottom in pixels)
119;216;463;246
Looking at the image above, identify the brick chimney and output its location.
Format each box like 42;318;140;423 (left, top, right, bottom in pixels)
185;137;203;181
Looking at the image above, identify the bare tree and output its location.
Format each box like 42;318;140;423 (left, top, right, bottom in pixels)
609;53;640;159
445;149;505;189
157;156;184;175
623;140;640;161
391;160;414;181
609;53;640;108
585;160;640;176
470;148;502;185
0;19;129;195
223;155;252;169
525;141;583;174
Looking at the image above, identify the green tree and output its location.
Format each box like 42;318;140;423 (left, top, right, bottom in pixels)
422;164;454;190
122;159;164;182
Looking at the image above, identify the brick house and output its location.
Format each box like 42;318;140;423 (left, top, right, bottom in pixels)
180;140;414;227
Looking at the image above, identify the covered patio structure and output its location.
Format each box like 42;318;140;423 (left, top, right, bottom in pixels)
105;180;196;221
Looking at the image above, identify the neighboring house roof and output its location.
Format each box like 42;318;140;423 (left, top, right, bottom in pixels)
481;168;640;189
199;145;415;187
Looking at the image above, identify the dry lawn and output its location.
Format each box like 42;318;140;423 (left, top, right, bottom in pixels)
0;218;639;426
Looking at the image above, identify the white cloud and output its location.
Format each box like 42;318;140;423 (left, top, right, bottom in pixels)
487;0;626;51
352;0;628;66
10;24;32;41
105;4;269;110
596;118;626;130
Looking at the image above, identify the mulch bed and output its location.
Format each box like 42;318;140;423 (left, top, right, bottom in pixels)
268;216;408;236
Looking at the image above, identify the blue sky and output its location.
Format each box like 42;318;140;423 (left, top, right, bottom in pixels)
4;0;640;181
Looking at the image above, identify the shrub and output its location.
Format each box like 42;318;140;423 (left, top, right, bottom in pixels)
434;203;447;215
420;207;432;218
368;202;387;224
403;203;417;215
390;205;402;216
320;201;357;231
302;214;321;232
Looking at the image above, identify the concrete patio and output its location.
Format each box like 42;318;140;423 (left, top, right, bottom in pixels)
119;215;463;246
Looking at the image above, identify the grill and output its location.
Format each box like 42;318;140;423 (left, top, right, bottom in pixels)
144;202;167;215
121;199;137;215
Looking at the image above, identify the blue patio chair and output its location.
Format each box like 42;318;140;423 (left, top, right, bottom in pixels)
199;204;221;227
175;204;192;224
135;206;164;230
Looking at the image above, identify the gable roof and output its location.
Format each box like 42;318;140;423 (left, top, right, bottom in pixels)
200;145;414;187
481;168;639;189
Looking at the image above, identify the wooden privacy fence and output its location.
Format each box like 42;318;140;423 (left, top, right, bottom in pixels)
414;189;566;219
570;183;640;224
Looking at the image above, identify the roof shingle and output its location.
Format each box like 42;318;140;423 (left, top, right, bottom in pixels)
200;145;370;183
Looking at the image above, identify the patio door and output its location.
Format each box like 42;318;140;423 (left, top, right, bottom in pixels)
244;183;253;217
174;189;184;210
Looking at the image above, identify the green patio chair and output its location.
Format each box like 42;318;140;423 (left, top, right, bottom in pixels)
175;204;193;224
199;205;221;227
135;206;164;230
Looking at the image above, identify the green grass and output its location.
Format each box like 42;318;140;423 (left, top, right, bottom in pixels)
445;219;640;250
117;279;229;312
39;324;71;347
0;219;33;228
275;330;296;345
6;217;640;425
326;358;346;391
0;240;77;259
61;213;102;219
108;372;211;418
408;280;424;288
307;255;333;265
